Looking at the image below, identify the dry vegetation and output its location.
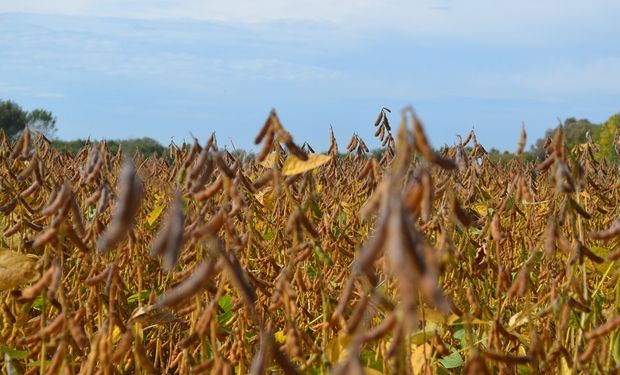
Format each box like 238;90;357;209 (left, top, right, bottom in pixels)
1;108;620;374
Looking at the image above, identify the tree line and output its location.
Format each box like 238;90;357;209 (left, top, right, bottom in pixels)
1;99;619;161
485;116;620;164
0;99;166;157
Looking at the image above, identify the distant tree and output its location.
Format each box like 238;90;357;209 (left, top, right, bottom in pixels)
487;148;515;164
595;112;620;161
52;137;165;157
0;100;28;139
122;137;165;156
0;99;58;139
531;117;600;160
370;148;386;160
27;109;57;138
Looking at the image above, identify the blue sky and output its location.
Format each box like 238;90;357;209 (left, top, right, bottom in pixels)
1;1;619;151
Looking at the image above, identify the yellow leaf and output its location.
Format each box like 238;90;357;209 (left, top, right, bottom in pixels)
364;368;383;375
508;311;529;329
259;152;278;168
447;314;461;325
410;321;442;345
113;325;123;343
254;188;275;210
472;203;488;217
326;334;351;363
282;154;331;176
421;308;448;324
146;204;166;227
275;330;286;344
0;251;39;290
411;343;433;375
560;357;571;375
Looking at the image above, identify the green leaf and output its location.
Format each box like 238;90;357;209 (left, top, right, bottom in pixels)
438;350;464;369
27;360;52;367
218;294;234;327
263;230;275;241
360;349;383;372
1;346;29;360
468;227;482;236
31;294;48;312
218;294;233;310
517;364;532;375
506;195;516;211
411;322;442;345
313;244;333;266
310;200;323;219
127;290;151;304
86;206;97;220
307;265;317;280
453;328;466;349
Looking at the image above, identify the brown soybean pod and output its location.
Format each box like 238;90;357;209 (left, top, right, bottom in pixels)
156;260;216;309
21;265;56;300
585;315;620;340
111;329;134;363
40;182;71;217
214;152;236;179
31;226;58;248
0;197;18;214
194;176;223;202
44;341;66;375
68;318;90;349
37;312;66;338
3;221;22;237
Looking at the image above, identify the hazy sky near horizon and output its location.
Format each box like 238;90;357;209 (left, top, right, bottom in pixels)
1;1;619;151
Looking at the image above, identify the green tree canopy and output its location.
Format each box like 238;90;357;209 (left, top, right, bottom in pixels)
0;100;28;140
0;99;58;139
595;112;620;161
52;137;165;157
531;117;600;159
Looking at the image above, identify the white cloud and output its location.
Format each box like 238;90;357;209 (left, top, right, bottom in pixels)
0;14;344;85
2;0;619;43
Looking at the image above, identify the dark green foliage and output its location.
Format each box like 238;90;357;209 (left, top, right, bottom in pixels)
0;100;29;140
531;117;600;160
0;99;58;139
52;137;165;157
595;112;620;161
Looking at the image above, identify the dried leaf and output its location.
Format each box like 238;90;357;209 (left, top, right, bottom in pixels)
282;153;331;176
259;152;278;168
0;251;38;290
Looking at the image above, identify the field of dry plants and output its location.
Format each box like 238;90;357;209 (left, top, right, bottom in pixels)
1;107;619;374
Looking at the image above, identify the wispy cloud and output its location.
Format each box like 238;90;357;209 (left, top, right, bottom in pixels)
3;0;619;44
0;5;618;151
0;14;342;86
